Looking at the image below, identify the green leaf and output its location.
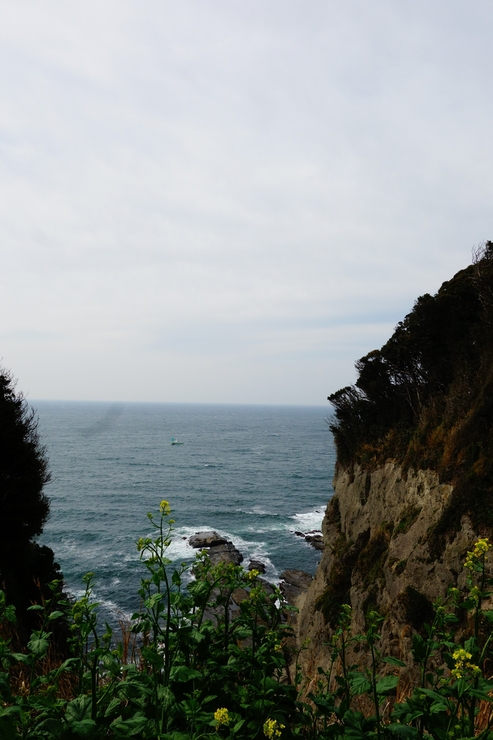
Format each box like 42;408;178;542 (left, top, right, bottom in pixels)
0;718;16;740
47;610;65;621
141;646;164;669
69;719;97;738
157;685;175;709
469;688;493;701
27;635;50;658
386;724;419;739
464;636;478;657
33;718;65;735
411;634;427;663
110;714;149;737
342;709;367;740
172;570;181;586
376;675;399;694
104;697;122;717
349;672;372;695
382;656;406;667
169;665;202;682
0;674;12;702
2;605;16;623
27;604;44;611
10;652;30;664
66;695;92;723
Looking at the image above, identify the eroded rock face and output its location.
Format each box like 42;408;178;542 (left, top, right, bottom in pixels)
295;462;480;686
207;542;243;566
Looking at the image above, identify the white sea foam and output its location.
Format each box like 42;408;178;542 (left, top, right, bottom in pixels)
290;508;325;532
169;526;279;579
236;506;278;516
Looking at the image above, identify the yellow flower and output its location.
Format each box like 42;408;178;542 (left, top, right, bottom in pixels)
451;648;481;680
159;500;171;515
474;538;491;556
247;569;260;580
470;586;481;600
263;719;285;739
214;708;230;725
464;538;491;569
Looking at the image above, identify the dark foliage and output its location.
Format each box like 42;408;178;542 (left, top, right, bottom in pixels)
328;243;493;548
0;369;63;639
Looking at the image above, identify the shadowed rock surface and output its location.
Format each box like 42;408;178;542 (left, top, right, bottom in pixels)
279;569;313;605
248;560;266;573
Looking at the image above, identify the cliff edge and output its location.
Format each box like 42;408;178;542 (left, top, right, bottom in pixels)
296;244;493;687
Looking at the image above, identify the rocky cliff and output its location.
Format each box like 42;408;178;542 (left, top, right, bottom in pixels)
295;244;493;688
295;463;480;690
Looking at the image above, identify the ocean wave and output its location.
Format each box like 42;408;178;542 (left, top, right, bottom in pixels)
290;508;325;532
236;506;279;517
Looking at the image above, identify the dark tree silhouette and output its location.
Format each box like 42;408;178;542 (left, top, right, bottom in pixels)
0;369;62;637
328;242;493;548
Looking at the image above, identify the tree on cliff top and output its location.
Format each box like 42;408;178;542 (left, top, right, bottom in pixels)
328;242;493;546
0;368;62;637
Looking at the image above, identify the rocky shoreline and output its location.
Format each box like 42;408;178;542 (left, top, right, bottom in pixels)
188;530;317;607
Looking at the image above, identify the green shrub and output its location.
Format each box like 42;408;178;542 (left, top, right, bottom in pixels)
2;507;493;740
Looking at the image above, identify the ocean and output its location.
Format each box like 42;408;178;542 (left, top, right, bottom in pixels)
34;401;335;623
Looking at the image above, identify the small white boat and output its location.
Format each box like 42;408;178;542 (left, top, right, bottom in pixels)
171;437;184;445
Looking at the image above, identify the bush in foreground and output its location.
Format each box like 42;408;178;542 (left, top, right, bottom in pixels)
2;504;493;739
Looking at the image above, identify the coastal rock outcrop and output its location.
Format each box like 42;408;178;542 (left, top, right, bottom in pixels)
189;531;243;566
189;531;227;548
294;530;324;550
247;560;266;573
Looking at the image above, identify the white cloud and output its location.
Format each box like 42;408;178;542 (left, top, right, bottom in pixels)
0;1;491;403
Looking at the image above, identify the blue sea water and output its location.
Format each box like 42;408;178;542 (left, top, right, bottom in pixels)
34;402;335;622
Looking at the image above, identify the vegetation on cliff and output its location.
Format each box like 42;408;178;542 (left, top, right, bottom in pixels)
328;242;493;545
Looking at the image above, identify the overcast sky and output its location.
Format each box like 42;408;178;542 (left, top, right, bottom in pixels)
0;1;491;406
